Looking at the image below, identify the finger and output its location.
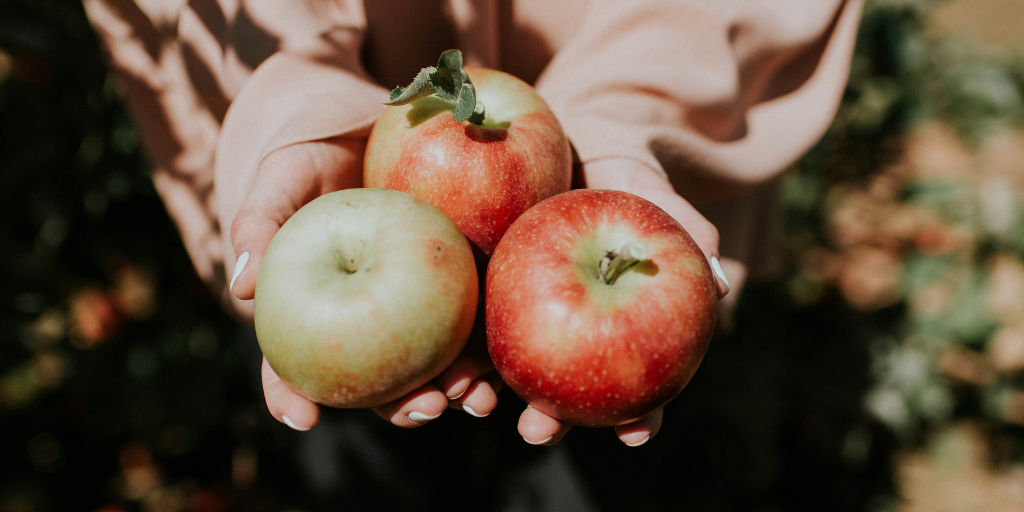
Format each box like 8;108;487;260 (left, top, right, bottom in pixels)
614;408;664;447
262;357;320;431
485;368;504;394
229;137;366;300
715;258;746;333
433;339;494;400
518;405;572;446
643;188;729;298
583;158;729;298
371;384;449;427
450;370;503;418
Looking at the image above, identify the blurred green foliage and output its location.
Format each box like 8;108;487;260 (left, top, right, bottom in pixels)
788;0;1024;445
0;2;304;511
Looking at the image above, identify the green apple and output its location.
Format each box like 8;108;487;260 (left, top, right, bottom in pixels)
254;188;479;408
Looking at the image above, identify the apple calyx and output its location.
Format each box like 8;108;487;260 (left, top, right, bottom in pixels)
384;49;486;125
598;242;650;285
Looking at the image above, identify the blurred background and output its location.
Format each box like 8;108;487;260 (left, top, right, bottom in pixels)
4;0;1024;510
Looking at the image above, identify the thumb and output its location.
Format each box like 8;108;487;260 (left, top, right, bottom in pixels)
637;185;730;298
229;138;365;300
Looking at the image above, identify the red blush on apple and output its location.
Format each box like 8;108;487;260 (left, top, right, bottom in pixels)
485;189;717;427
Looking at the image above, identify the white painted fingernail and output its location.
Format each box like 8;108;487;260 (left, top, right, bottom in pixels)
524;436;553;446
282;415;309;432
462;404;489;418
710;257;729;290
624;434;650;447
230;251;250;292
409;411;442;423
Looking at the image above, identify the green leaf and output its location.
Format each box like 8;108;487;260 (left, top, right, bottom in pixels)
431;49;465;102
385;67;436;105
436;49;465;79
453;81;476;122
382;49;482;125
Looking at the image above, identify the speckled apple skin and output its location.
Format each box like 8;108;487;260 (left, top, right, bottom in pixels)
364;67;572;255
254;189;478;408
486;190;717;427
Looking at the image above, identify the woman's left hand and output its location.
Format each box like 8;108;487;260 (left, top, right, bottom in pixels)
516;157;731;447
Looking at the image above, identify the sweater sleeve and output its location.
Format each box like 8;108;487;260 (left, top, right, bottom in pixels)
83;0;225;295
534;0;862;204
83;0;387;314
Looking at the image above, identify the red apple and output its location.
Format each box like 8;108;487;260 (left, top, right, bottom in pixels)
364;60;572;255
486;189;717;426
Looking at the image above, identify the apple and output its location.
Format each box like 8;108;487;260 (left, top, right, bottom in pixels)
254;188;478;408
364;50;572;255
486;189;717;426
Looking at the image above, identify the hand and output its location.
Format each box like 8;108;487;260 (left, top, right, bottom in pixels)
227;137;500;430
517;157;731;447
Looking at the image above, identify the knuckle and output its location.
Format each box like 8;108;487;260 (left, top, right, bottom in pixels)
229;207;260;249
687;220;720;251
262;391;283;418
229;214;247;246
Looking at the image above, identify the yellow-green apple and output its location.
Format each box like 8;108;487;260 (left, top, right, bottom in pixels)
486;189;717;426
254;188;478;408
363;50;572;255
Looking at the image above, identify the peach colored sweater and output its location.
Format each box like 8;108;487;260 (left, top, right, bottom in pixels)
83;0;861;316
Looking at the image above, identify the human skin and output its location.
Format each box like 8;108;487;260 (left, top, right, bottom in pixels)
227;139;729;446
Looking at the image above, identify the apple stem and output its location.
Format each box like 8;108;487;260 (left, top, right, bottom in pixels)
383;49;487;126
598;243;649;285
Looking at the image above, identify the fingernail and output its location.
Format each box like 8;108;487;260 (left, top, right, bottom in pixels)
710;257;730;291
282;415;309;432
462;404;489;418
624;434;650;447
409;411;442;423
524;436;553;446
230;251;250;292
